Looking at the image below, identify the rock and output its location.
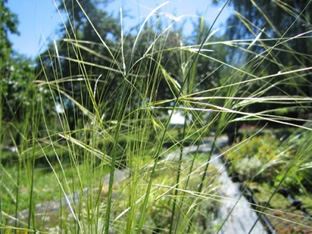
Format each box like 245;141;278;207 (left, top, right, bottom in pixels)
278;188;289;197
291;200;302;209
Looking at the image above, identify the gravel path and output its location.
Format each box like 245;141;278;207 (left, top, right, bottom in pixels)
210;153;266;234
165;136;266;234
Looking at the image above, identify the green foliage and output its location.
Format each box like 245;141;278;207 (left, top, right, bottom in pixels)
215;0;312;123
0;0;19;57
1;0;19;96
225;134;284;181
274;125;312;189
2;55;34;120
0;1;55;125
2;0;312;233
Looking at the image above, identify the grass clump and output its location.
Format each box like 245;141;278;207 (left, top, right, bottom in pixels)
1;0;312;233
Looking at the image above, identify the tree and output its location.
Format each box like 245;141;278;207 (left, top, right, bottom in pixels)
0;0;30;122
227;1;311;74
219;0;312;91
0;0;18;61
214;0;312;128
37;0;127;127
0;1;54;145
1;0;19;99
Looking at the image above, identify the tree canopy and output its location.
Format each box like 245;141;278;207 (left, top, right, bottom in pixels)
214;0;312;125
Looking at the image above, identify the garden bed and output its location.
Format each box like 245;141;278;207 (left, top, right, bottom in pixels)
223;128;312;233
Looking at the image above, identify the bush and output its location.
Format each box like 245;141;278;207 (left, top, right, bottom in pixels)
225;134;284;181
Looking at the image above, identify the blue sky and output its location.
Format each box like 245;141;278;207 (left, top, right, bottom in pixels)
8;0;232;58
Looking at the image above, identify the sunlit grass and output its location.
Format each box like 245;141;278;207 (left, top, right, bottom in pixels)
1;0;312;233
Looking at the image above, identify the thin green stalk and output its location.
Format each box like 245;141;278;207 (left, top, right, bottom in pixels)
186;132;219;233
0;62;3;234
136;1;229;229
169;121;187;234
28;84;40;232
15;163;21;231
9;130;21;232
185;109;237;232
103;80;131;234
27;145;36;231
135;109;176;233
59;188;63;232
170;45;201;230
174;147;197;234
174;121;216;233
103;121;122;233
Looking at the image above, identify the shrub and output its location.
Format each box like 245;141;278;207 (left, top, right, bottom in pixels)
225;134;284;181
